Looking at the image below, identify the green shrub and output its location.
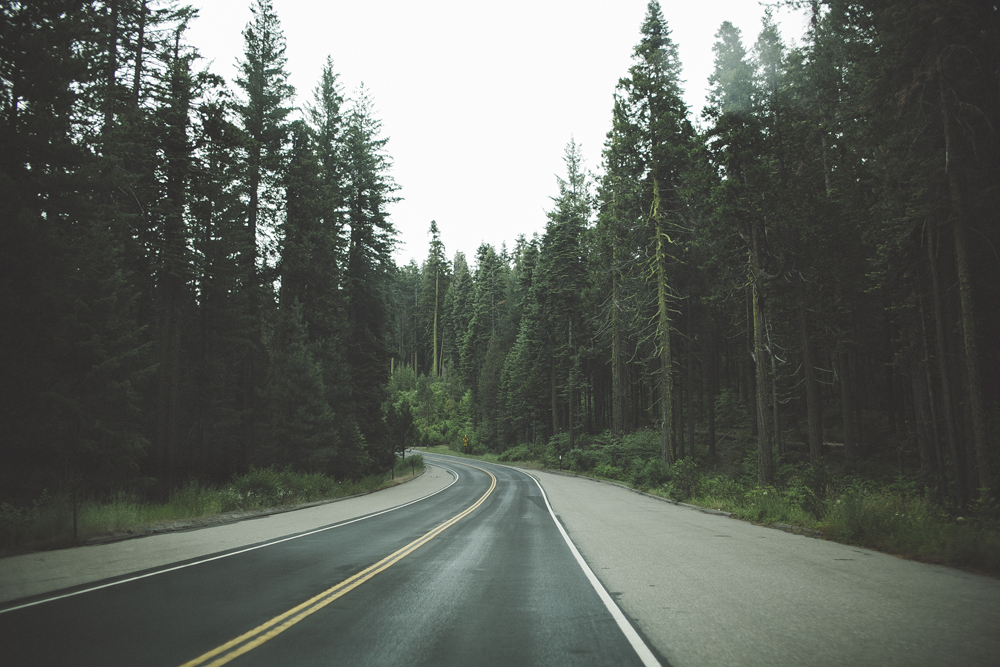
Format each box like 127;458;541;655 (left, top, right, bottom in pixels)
593;464;625;481
566;448;597;472
498;444;533;462
632;458;670;489
667;457;700;500
621;430;660;461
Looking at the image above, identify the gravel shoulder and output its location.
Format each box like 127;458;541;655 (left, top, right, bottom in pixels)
526;467;1000;667
0;466;453;606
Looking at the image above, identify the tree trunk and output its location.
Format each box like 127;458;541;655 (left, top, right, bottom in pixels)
612;251;626;436
838;345;856;470
550;346;559;438
798;284;823;465
747;290;759;439
751;225;774;485
768;318;782;458
686;304;695;456
908;321;934;479
707;315;717;457
432;269;439;376
927;217;967;506
677;369;685;459
942;77;992;499
919;293;949;495
654;179;673;465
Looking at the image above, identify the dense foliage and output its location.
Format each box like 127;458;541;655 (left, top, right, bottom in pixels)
2;0;998;521
391;1;1000;511
1;0;399;503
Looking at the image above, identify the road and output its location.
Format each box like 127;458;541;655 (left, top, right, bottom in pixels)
3;455;999;667
0;457;657;666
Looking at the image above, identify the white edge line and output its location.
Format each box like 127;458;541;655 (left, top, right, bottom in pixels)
524;470;662;667
0;464;460;614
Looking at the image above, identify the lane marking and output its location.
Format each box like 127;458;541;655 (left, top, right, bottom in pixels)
523;470;662;667
423;453;661;666
0;465;459;615
179;465;497;667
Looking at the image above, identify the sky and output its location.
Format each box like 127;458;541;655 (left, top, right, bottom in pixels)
186;0;810;267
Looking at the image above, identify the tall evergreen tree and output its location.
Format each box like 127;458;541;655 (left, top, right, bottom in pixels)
610;0;694;463
418;221;450;377
234;0;294;465
342;86;398;467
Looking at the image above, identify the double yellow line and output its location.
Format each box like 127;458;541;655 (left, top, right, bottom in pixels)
180;462;496;667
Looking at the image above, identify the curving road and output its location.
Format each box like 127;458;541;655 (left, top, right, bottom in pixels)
5;455;998;666
0;457;658;666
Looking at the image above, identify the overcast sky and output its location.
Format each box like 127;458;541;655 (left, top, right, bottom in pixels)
186;0;809;267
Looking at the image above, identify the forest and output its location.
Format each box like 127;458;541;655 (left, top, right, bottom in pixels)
1;0;998;533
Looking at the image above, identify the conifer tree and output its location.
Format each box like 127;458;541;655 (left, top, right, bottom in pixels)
419;221;450;377
607;0;693;463
342;86;398;467
234;0;294;464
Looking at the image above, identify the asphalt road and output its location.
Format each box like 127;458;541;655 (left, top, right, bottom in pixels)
0;457;656;666
4;456;999;667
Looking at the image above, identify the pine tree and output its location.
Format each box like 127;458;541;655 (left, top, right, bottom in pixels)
418;221;450;377
234;0;294;465
535;139;590;446
342;86;398;468
609;0;694;463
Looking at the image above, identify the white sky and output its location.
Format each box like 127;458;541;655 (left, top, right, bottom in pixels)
186;0;809;267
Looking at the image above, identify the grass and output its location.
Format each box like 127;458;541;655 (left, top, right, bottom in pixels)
0;455;424;556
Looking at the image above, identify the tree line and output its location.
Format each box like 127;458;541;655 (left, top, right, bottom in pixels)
1;0;398;501
390;0;999;507
2;0;997;509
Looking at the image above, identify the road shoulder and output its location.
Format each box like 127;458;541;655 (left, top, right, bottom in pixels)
527;467;1000;667
0;465;453;606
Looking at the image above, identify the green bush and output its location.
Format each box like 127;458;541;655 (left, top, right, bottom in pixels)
498;444;533;462
621;430;661;461
665;458;700;500
593;464;625;481
566;448;597;472
632;458;670;489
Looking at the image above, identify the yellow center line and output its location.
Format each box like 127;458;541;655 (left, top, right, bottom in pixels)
179;462;497;667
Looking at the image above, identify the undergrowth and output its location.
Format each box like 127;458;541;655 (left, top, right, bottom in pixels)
0;455;424;555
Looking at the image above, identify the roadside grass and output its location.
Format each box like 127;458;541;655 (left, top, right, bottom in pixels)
0;455;424;556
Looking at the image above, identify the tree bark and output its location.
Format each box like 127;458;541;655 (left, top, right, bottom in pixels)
942;76;992;499
707;315;718;457
798;284;823;465
919;293;949;495
838;345;856;470
686;304;695;456
751;222;774;485
927;216;967;506
654;178;673;465
612;247;626;436
432;269;439;376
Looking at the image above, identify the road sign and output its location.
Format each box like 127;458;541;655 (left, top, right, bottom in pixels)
463;434;468;448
